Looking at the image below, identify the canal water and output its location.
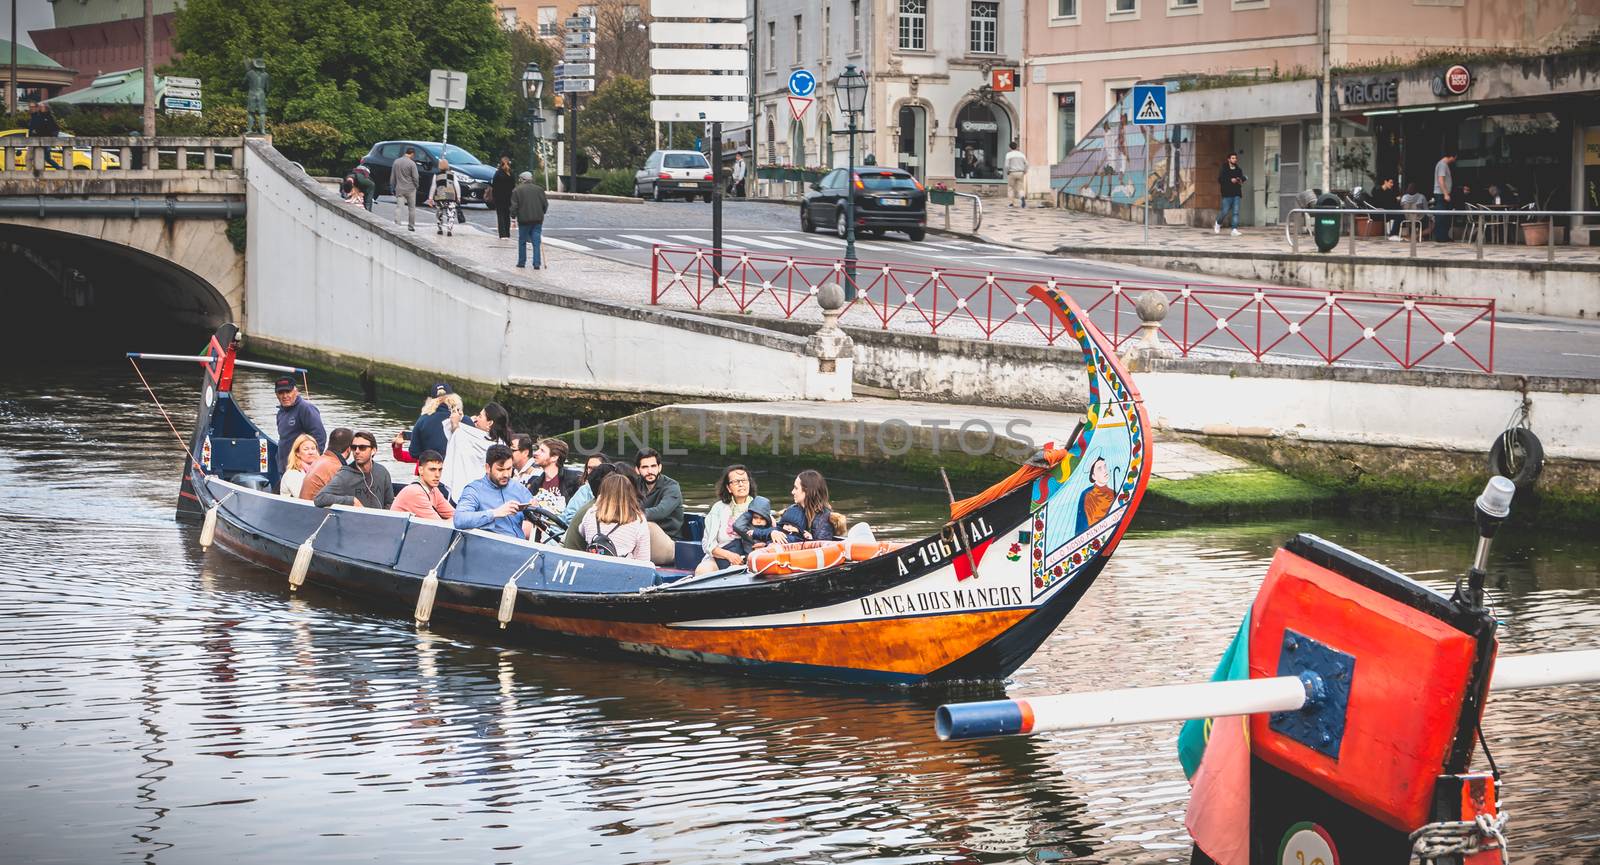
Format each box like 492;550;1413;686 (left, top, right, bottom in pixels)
2;364;1596;864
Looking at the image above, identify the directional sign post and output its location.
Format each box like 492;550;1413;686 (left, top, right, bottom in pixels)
1131;84;1167;244
560;15;597;196
649;0;749;279
429;69;469;146
161;76;203;116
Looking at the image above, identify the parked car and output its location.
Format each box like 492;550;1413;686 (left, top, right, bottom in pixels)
0;129;121;170
359;140;494;207
800;167;927;241
634;150;715;202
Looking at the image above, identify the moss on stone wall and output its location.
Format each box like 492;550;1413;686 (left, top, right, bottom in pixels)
1146;468;1338;518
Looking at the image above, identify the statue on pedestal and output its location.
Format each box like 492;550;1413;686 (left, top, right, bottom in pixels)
245;59;270;135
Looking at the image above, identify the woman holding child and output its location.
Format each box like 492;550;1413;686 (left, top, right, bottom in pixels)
695;465;772;575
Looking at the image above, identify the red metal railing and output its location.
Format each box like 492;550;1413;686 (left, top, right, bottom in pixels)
650;245;1496;372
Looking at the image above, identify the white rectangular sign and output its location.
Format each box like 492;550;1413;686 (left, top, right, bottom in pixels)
556;63;596;78
165;86;203;99
165;76;202;89
563;46;596;62
649;48;748;72
163;97;203;111
564;30;595;46
650;100;748;123
650;22;746;45
564;15;596;30
650;74;747;97
556;78;597;94
428;69;469;109
650;0;745;18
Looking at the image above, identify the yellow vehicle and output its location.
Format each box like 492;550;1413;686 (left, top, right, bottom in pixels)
0;129;122;170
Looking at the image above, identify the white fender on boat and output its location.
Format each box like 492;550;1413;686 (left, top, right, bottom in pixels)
497;577;518;629
199;504;219;549
415;570;440;627
288;540;314;590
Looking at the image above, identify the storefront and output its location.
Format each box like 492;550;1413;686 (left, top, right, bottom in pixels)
953;100;1013;180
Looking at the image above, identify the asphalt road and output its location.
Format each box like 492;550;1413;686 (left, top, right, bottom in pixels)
428;196;1600;379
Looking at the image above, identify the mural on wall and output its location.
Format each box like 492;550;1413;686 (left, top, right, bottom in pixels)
1051;84;1195;213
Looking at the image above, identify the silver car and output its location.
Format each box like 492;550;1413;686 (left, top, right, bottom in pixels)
634;149;715;202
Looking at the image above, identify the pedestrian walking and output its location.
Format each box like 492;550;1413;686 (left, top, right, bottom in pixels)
392;146;420;231
427;158;461;236
28;103;63;168
1432;148;1457;243
490;155;515;239
1214;152;1246;237
510;171;550;269
1004;140;1028;207
730;153;747;198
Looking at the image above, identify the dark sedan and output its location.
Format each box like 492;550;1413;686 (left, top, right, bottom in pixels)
800;167;927;241
359;140;495;206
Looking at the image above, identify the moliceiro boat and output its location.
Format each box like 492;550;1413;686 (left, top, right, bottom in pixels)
164;285;1151;685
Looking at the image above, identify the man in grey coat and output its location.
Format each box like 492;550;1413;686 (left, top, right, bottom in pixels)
509;171;550;269
392;146;420;231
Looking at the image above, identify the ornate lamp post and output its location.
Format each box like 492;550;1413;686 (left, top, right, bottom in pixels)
522;63;546;184
834;65;868;301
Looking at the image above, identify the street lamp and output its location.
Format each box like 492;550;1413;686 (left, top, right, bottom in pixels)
522;63;547;184
835;64;868;300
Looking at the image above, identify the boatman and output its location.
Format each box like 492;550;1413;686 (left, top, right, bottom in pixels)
274;376;326;474
454;444;535;540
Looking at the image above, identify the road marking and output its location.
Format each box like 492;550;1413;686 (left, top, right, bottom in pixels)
620;234;667;247
669;233;715;246
766;235;840;251
542;237;591;251
719;233;790;250
590;237;642;250
1562;352;1600;359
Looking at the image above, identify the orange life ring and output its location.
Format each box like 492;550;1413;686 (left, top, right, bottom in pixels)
748;540;905;577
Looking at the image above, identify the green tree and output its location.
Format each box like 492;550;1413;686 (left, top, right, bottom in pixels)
578;75;657;170
168;0;514;173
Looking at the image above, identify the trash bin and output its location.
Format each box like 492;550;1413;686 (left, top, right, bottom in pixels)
1312;191;1343;253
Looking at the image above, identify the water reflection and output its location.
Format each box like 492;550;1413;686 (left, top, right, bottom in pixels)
0;365;1596;863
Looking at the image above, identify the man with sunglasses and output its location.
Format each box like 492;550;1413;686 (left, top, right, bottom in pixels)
314;430;395;510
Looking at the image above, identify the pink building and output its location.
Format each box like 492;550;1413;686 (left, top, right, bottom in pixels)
1021;0;1600;227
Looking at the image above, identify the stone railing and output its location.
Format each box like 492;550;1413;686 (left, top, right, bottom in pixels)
0;136;245;177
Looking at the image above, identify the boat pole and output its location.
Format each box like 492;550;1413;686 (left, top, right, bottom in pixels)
127;352;307;376
935;647;1600;742
939;468;980;577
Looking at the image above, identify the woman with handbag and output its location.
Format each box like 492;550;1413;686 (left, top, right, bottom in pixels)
490;155;515;238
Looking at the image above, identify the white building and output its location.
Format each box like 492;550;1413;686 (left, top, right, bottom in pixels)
751;0;1026;195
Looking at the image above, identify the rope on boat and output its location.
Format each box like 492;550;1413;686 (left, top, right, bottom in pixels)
498;551;542;629
1411;812;1508;864
289;512;335;591
199;491;239;549
415;533;464;628
128;356;202;473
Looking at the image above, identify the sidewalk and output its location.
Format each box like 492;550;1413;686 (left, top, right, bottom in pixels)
940;198;1599;267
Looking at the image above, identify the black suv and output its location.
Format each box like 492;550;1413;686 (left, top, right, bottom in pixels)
800;167;927;241
359;141;495;206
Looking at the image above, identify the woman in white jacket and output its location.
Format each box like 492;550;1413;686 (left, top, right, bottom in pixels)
440;401;513;502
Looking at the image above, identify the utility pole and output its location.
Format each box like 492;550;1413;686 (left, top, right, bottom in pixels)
1320;0;1330;192
567;92;578;194
8;0;18;114
142;0;156;137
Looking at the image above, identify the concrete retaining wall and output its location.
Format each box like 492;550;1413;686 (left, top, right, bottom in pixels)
1048;245;1600;319
243;141;848;402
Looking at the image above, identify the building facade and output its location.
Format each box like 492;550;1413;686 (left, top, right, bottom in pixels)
752;0;1025;196
1023;0;1600;226
29;0;179;94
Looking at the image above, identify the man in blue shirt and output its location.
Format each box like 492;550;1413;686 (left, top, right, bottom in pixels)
453;444;534;539
274;376;327;473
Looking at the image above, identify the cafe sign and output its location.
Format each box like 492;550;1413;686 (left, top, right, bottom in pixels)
1339;76;1398;107
1432;64;1473;98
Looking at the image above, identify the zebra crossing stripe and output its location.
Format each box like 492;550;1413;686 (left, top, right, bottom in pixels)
542;237;591;251
719;233;789;250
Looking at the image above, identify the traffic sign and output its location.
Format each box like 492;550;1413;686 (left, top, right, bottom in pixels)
165;86;203;100
787;95;812;121
649;100;747;123
428;69;469;109
650;74;747;97
563;46;596;63
163;97;203;111
1132;84;1166;125
650;21;745;44
564;30;595;46
651;0;744;15
564;15;596;31
165;76;201;89
556;63;595;78
555;78;597;94
649;48;746;70
787;69;816;98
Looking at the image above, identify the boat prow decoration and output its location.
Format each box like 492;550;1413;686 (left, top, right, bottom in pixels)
159;284;1152;685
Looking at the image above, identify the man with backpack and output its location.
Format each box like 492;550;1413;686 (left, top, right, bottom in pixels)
453;444;534;539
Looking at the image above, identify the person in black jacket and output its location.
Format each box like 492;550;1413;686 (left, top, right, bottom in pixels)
408;382;457;460
490;155;516;238
27;103;63;168
1214;152;1246;236
314;431;395;510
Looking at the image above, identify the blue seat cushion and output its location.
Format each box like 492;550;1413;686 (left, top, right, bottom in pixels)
672;539;703;571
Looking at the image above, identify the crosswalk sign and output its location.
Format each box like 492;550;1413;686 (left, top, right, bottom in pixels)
1132;84;1167;125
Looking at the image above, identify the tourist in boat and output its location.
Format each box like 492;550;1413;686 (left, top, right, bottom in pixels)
579;474;652;562
526;438;575;511
408;383;458;460
273;376;326;474
562;462;619;550
774;470;839;543
636;449;683;565
279;433;321;498
560;452;607;524
510;434;539;487
695;465;767;575
390;450;454;521
300;427;353;501
314;431;395;510
453;444;534;539
441;402;511;502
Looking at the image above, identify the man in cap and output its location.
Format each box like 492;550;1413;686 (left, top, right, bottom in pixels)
408;380;454;460
509;171;550;270
274;375;327;473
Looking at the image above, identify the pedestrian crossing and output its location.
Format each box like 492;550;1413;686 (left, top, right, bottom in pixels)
540;230;999;259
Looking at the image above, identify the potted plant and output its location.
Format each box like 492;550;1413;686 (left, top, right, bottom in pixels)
782;165;804;182
929;181;956;206
756;164;782;180
1520;189;1554;245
